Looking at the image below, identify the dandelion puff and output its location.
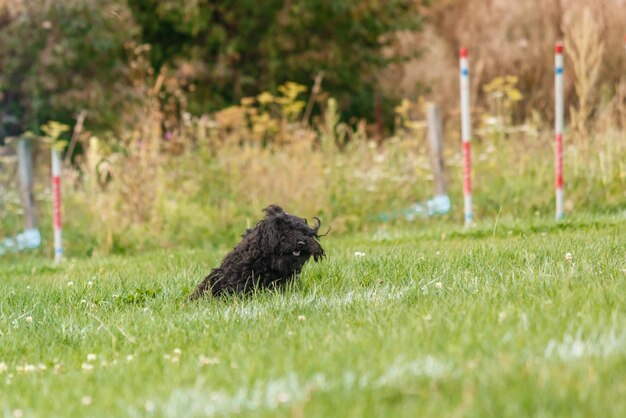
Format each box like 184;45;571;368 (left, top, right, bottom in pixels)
87;354;97;362
354;251;366;258
435;282;443;289
0;362;7;373
173;348;182;356
297;315;306;321
67;281;74;286
81;396;92;406
12;409;23;418
565;252;573;262
126;355;134;363
87;281;93;288
37;364;47;371
25;316;33;324
81;363;94;372
498;312;507;323
145;401;155;412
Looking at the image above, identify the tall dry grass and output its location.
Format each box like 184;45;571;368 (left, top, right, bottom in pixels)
382;0;626;123
57;96;624;258
565;8;605;139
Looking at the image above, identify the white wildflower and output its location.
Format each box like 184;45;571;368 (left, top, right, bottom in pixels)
498;312;507;323
198;355;220;366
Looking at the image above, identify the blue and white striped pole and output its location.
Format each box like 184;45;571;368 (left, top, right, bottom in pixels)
459;47;473;226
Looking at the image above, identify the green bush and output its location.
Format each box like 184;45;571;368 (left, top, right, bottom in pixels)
0;0;136;137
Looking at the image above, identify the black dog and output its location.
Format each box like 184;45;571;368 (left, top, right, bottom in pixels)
189;205;326;299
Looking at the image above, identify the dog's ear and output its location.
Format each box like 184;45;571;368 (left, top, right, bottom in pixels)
263;205;285;217
257;216;282;256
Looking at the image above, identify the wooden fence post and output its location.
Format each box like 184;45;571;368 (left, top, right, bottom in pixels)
427;103;448;197
17;138;36;230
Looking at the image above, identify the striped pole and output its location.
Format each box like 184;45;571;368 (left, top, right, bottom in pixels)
51;148;63;262
459;47;473;225
554;42;564;220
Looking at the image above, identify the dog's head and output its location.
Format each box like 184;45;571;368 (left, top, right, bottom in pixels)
254;205;326;264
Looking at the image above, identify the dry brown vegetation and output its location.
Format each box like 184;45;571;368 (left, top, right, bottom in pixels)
382;0;626;131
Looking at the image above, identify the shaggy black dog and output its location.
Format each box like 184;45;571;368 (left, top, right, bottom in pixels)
189;205;325;299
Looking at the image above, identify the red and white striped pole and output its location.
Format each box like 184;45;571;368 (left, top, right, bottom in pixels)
554;42;564;220
51;148;63;262
459;47;473;225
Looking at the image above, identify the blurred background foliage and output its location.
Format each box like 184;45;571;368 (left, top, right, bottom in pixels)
0;0;136;137
1;0;625;140
0;0;421;138
0;0;624;257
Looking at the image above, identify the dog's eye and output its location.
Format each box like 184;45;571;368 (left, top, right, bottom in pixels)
297;241;306;249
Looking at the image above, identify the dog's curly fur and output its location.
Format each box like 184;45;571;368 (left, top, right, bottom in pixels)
189;205;326;299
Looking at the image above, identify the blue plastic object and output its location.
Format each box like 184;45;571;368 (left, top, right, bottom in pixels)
376;195;451;222
0;228;41;255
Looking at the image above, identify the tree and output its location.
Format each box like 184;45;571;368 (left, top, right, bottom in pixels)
0;0;136;138
127;0;421;121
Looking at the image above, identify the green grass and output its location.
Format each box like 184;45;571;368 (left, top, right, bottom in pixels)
1;214;625;417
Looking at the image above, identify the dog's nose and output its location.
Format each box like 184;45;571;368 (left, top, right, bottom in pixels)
297;240;306;249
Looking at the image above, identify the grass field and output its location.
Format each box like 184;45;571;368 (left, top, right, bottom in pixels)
1;214;625;417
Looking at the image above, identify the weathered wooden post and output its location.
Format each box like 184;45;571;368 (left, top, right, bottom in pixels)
427;103;448;197
17;138;36;230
